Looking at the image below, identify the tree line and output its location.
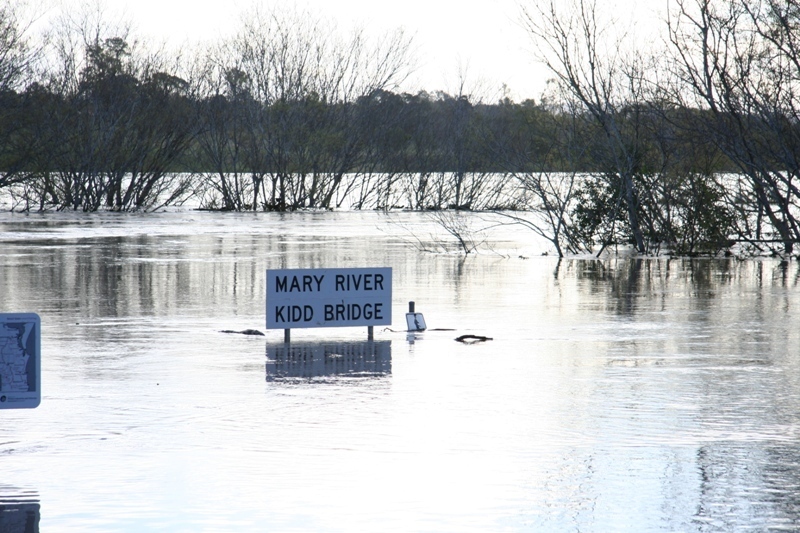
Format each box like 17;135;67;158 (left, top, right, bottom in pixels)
0;0;799;257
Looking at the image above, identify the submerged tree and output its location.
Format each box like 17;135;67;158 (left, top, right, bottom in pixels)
0;0;41;196
483;90;588;257
522;0;650;253
517;0;743;256
20;7;198;211
192;6;413;211
668;0;800;254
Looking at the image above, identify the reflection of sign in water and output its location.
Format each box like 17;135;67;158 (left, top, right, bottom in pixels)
0;486;40;533
0;502;40;533
266;268;392;329
0;313;40;409
266;341;392;380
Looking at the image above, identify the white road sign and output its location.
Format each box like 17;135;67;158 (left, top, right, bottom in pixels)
266;268;392;329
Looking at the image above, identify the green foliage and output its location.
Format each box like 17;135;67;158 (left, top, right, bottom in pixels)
667;174;736;256
570;171;736;256
571;175;632;252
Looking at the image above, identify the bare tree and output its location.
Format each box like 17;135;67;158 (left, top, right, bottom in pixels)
522;0;650;253
26;6;197;211
0;0;43;195
668;0;800;254
483;86;589;257
191;46;254;210
194;6;413;211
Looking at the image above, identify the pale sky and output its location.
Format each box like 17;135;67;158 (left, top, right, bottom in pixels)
40;0;666;102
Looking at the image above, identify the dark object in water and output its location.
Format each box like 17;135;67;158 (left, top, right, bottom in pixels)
455;334;493;343
220;329;265;336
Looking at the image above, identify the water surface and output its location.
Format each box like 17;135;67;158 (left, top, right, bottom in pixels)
1;210;800;531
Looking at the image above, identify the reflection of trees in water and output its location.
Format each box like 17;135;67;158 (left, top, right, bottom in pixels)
3;229;405;323
560;257;800;529
695;444;800;530
567;258;800;316
563;257;800;377
566;258;650;316
762;446;800;519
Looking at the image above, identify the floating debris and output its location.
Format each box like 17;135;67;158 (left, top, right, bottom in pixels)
455;334;493;343
220;329;265;336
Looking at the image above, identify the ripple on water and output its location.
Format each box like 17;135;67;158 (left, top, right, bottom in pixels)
1;210;800;531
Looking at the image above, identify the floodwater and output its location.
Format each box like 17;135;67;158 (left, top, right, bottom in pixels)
1;209;800;532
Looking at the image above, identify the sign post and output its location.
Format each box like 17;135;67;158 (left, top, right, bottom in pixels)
266;267;392;340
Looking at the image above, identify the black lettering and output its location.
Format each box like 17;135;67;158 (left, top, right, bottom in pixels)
314;275;324;291
275;306;286;322
332;272;390;292
317;302;388;322
276;277;288;292
302;275;312;292
290;277;300;292
304;305;313;321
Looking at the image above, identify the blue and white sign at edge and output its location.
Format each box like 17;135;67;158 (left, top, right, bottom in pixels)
0;312;41;409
